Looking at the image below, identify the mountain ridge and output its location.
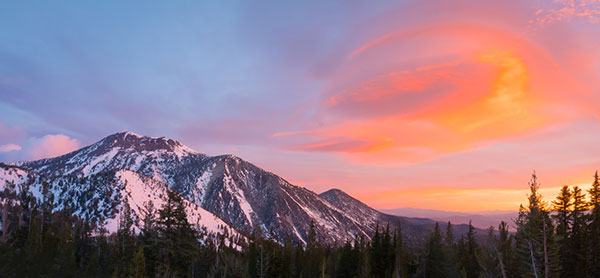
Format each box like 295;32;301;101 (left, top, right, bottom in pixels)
4;131;486;245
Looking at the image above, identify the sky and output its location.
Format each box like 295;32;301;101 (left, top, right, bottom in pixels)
1;0;600;212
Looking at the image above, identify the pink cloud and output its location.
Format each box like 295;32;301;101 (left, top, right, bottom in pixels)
0;144;21;153
532;0;600;26
26;134;80;160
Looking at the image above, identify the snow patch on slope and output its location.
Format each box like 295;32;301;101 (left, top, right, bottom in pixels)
116;170;240;237
195;169;213;204
0;166;28;185
223;172;254;227
82;147;120;176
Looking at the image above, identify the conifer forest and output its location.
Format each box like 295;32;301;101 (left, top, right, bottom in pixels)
1;171;599;278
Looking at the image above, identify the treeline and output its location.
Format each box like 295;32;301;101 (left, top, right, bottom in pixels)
0;171;599;277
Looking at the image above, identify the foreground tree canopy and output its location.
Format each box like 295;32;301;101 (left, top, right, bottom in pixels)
1;171;599;278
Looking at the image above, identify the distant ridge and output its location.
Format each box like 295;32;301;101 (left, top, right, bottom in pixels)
382;207;518;230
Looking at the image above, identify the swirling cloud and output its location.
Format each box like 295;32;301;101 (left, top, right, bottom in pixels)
275;18;595;166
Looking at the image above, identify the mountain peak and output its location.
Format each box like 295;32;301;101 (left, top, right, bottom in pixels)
320;188;375;214
320;188;356;201
117;131;143;138
321;188;346;195
98;131;198;156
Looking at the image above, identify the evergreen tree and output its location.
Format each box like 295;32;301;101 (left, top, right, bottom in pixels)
139;200;159;277
588;171;600;277
515;171;560;278
478;223;515;278
497;221;516;278
478;226;501;278
443;221;460;278
459;221;480;278
278;235;296;278
156;190;198;277
370;223;394;277
114;201;136;277
567;186;587;278
552;185;572;241
552;185;572;278
304;221;322;278
337;240;359;278
422;223;446;278
392;224;410;278
131;246;146;278
208;252;247;278
357;235;371;278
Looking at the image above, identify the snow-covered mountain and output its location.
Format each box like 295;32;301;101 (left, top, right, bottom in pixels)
4;131;481;245
0;163;241;243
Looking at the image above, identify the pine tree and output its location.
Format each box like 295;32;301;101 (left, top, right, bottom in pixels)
392;224;410;278
497;221;516;278
337;240;359;278
131;246;146;278
114;201;137;277
383;224;394;276
566;186;587;278
478;223;515;278
279;235;296;278
53;210;77;276
357;235;371;278
305;221;322;278
423;223;446;278
370;224;381;277
139;200;159;277
443;221;460;278
156;190;198;277
588;171;600;277
256;238;270;278
478;226;501;278
515;171;560;278
552;185;572;241
370;223;394;277
460;221;480;278
552;185;572;278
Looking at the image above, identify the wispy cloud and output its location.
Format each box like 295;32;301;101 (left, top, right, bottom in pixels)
532;0;600;26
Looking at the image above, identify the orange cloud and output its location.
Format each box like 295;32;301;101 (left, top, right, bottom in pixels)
286;51;540;163
275;22;592;165
429;51;537;137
